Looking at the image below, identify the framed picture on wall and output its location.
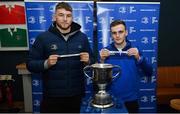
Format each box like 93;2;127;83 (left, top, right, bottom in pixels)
0;1;29;51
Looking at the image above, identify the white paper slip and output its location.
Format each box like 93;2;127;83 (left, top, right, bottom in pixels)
109;51;128;55
58;53;80;58
120;51;128;54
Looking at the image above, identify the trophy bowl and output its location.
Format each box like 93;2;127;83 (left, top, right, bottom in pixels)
84;63;120;108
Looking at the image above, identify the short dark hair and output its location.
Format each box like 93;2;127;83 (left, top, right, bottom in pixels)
55;2;72;12
110;20;127;30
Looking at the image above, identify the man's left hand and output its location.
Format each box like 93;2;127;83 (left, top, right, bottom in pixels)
80;52;90;64
127;48;140;60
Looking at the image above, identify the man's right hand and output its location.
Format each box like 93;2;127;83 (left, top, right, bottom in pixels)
47;55;59;67
100;49;110;63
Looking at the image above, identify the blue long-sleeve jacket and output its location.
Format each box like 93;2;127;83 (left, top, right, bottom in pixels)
26;22;94;97
103;40;152;102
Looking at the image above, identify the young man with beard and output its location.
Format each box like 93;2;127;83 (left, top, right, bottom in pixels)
26;2;94;113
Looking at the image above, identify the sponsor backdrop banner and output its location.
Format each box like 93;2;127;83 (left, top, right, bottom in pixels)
25;0;159;113
97;2;160;113
25;0;94;112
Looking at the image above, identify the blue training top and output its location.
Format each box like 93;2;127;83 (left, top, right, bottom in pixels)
102;40;152;102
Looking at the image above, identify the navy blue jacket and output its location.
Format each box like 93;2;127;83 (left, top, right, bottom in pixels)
103;40;152;102
26;22;94;97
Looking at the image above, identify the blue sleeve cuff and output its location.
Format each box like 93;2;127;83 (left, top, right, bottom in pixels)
136;56;144;65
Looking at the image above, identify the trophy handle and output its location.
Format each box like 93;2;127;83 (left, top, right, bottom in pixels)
112;65;121;79
83;65;93;79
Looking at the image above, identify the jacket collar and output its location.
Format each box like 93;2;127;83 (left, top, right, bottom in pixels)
48;22;81;40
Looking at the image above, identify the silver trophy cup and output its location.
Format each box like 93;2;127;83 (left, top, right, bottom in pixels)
83;63;120;108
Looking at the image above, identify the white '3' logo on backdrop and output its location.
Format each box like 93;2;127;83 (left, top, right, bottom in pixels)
141;37;149;44
141;96;148;102
32;80;39;87
141;17;149;24
34;100;40;106
119;7;126;13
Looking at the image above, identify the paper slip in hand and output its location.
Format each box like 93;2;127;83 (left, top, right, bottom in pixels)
109;51;128;55
58;53;80;58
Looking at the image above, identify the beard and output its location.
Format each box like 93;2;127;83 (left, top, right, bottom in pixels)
56;22;71;30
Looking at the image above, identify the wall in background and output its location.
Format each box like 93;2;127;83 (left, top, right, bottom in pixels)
158;0;180;66
0;51;27;101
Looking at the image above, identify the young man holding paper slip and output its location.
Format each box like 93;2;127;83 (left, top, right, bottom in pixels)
100;20;152;113
26;2;94;113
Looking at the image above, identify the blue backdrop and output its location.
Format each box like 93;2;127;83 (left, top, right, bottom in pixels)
96;2;160;113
